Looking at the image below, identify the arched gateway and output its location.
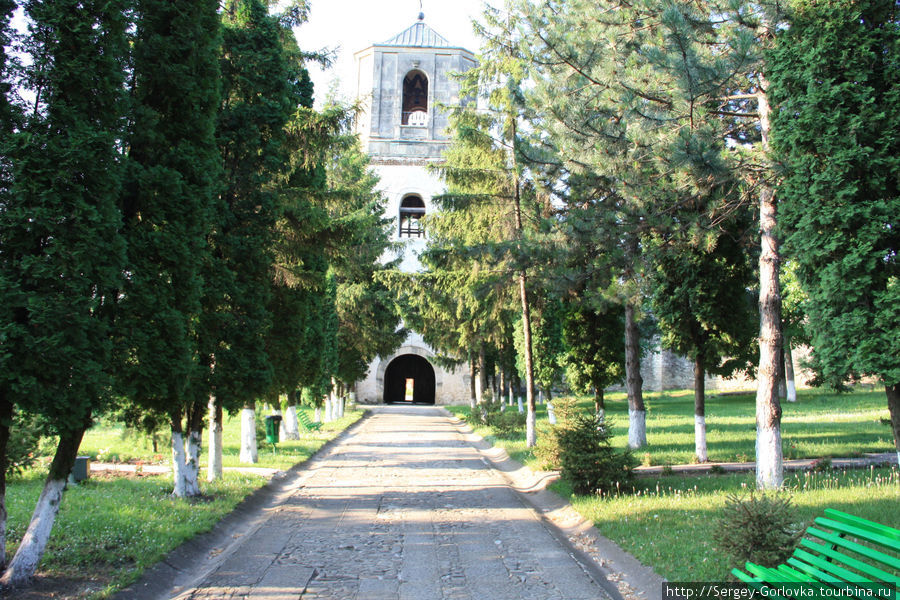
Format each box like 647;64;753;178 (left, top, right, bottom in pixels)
383;354;436;404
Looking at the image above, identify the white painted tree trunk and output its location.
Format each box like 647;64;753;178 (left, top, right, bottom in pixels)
314;406;322;423
184;430;202;496
526;409;536;447
785;344;797;402
547;402;556;425
756;424;783;489
508;385;514;406
324;397;333;423
338;397;345;418
207;397;223;483
0;477;67;587
239;407;258;464
538;389;543;405
171;431;187;497
628;409;647;450
282;405;300;440
695;415;708;463
517;397;524;414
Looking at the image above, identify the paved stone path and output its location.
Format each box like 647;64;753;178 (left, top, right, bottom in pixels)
179;406;612;600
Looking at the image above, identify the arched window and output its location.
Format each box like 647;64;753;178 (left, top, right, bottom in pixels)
399;195;425;238
402;70;428;126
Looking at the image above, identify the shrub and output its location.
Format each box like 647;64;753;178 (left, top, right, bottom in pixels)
6;414;42;476
468;399;525;438
556;412;635;495
714;492;806;568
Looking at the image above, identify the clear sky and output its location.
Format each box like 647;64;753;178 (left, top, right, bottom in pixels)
295;0;497;106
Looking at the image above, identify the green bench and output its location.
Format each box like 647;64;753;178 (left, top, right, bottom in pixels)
296;409;322;432
732;509;900;599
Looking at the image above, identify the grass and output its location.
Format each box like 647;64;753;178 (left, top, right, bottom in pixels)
448;388;899;582
78;407;364;472
553;467;900;581
6;470;263;597
7;406;364;598
447;387;895;468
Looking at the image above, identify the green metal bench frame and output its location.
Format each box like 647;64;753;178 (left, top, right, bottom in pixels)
732;509;900;599
296;409;322;432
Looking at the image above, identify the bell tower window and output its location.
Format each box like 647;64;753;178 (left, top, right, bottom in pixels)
402;70;428;126
399;195;425;238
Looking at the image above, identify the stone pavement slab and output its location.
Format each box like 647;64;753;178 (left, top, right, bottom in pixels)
174;406;615;600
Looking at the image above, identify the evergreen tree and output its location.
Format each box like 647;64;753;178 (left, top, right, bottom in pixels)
0;0;129;585
562;301;626;419
0;0;20;570
209;0;294;466
428;5;555;446
120;0;222;497
770;0;900;463
648;215;757;462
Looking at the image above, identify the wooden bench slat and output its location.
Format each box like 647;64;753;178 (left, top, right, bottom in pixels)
824;509;900;543
792;548;875;585
800;539;900;588
806;526;900;571
786;557;847;585
815;517;900;553
297;410;322;431
775;564;816;583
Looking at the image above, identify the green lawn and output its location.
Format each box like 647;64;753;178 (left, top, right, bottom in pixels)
6;407;364;598
555;468;900;581
447;387;895;468
447;388;899;582
78;407;364;472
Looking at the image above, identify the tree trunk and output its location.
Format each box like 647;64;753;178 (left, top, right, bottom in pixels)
784;340;797;403
282;391;300;440
594;388;605;420
1;425;87;588
777;342;787;400
207;395;223;482
314;406;322;423
170;409;188;497
519;269;537;447
755;80;784;490
184;403;203;496
468;357;477;410
476;345;486;404
239;402;257;464
694;358;708;463
625;300;647;449
499;370;506;406
886;383;900;467
0;398;12;571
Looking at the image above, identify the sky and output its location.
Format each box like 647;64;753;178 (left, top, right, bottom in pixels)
294;0;497;106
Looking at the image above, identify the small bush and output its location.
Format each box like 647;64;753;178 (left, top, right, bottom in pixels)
714;492;806;568
6;415;42;476
556;412;635;495
468;399;525;438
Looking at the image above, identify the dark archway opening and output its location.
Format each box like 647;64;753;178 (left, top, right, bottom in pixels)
384;354;435;405
401;70;428;125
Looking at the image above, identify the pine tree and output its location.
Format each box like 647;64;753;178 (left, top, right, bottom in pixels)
0;0;129;585
120;0;222;497
647;214;757;462
770;0;900;464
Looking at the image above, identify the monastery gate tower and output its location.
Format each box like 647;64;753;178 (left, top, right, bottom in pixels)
351;13;476;405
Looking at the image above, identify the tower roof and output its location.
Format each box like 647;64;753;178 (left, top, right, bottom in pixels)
380;18;453;48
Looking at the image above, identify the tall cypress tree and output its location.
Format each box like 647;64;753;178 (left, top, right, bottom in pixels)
0;0;129;585
208;0;293;466
770;0;900;464
0;0;20;570
121;0;221;497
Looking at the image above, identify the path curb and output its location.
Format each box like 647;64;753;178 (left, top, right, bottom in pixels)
442;409;668;600
112;411;373;600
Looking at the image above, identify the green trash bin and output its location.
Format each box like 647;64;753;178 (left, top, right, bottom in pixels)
264;415;282;445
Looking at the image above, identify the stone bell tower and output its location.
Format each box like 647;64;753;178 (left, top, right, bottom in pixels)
352;13;476;405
